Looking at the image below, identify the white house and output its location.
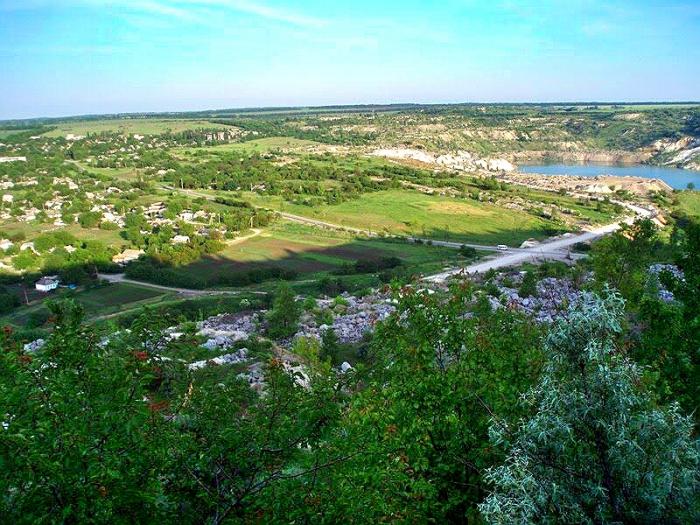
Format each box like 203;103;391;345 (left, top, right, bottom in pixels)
0;239;13;251
171;235;190;244
35;276;59;292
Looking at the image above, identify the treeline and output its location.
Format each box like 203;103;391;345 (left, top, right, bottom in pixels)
210;117;377;145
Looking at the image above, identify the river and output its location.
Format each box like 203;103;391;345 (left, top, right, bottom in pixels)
519;163;699;190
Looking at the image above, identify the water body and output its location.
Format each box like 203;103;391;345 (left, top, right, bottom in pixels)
519;163;699;190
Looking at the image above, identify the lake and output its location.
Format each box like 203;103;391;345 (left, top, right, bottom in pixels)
519;163;699;190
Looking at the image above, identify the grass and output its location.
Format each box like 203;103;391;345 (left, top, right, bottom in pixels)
75;164;142;181
174;136;321;156
166;221;479;286
43;118;233;137
676;191;700;218
0;282;172;327
247;189;554;246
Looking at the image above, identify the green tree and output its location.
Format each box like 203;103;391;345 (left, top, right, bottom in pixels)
480;292;699;524
320;327;340;364
78;211;102;228
591;218;657;300
296;284;544;522
266;282;301;339
0;301;177;522
635;219;700;416
518;270;538;298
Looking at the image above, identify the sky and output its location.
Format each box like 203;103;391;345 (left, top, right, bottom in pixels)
0;0;699;120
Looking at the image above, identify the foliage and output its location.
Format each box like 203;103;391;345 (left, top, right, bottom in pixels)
591;218;658;300
266;282;301;338
294;283;545;522
518;270;538;298
480;292;699;524
633;219;700;416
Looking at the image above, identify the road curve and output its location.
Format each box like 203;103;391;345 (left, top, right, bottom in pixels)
425;202;655;283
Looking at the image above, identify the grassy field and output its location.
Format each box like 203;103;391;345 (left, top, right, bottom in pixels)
44;118;232;137
247;189;555;246
174;136;321;157
0;282;173;327
676;191;700;217
76;164;142;181
169;221;478;286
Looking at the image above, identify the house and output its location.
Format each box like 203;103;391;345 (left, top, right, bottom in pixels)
35;276;59;292
0;239;13;251
171;235;190;244
112;249;144;265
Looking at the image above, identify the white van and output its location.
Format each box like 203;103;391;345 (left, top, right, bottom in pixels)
496;244;508;251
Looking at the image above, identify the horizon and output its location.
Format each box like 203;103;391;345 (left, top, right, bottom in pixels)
3;99;700;124
1;0;699;120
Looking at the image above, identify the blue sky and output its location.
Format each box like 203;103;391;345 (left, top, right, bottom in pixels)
0;0;699;119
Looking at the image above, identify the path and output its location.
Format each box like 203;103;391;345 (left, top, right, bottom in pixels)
97;273;266;296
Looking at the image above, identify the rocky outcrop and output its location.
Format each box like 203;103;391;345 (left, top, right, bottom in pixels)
371;148;515;173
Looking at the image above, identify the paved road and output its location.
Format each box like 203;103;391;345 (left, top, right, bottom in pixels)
425;202;655;283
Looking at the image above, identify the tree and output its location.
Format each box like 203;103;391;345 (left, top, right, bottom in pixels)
0;301;177;522
266;282;300;338
78;211;101;228
459;245;478;259
480;292;699;524
297;284;544;522
518;270;538;298
12;250;39;271
591;218;657;300
320;327;340;364
635;219;700;416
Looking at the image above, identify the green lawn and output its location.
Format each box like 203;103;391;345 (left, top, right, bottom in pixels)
76;164;142;181
247;189;555;246
676;191;700;218
44;118;233;137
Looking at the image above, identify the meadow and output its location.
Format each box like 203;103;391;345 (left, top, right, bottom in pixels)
247;189;556;246
175;136;321;156
676;190;700;217
43;118;232;137
164;221;479;289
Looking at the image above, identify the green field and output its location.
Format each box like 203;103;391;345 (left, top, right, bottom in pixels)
247;189;556;246
176;136;320;155
44;118;233;137
0;282;172;327
676;191;700;217
169;221;479;286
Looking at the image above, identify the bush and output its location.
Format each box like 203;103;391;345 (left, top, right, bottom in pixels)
519;271;538;298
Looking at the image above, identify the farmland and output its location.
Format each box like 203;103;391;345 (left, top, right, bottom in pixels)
0;281;172;328
152;221;480;290
247;189;558;245
0;103;695;297
43;118;233;137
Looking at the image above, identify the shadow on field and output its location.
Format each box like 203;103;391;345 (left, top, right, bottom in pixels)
120;223;562;290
